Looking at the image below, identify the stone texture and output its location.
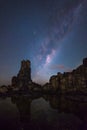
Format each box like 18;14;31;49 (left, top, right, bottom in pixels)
1;57;87;93
0;85;8;94
17;60;31;82
45;58;87;92
83;58;87;67
11;60;41;91
11;60;32;90
43;83;52;91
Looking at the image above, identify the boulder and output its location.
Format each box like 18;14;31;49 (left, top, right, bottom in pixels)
0;85;8;94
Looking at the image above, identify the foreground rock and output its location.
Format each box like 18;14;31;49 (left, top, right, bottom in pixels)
0;85;8;94
43;58;87;92
11;60;41;92
0;58;87;94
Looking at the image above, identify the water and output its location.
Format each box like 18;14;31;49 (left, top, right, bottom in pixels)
0;94;87;130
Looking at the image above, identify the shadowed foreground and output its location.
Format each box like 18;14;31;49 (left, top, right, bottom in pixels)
0;94;87;130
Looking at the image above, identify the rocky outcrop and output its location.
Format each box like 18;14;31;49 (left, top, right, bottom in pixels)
83;58;87;67
43;58;87;92
0;58;87;94
43;83;52;92
17;60;31;82
11;60;41;91
11;60;32;90
0;85;8;94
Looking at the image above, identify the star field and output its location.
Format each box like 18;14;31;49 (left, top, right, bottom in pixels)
0;0;87;85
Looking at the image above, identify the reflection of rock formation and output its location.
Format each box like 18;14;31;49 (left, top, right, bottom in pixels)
43;94;87;121
11;94;87;130
47;95;87;129
43;58;87;92
11;95;38;130
11;94;41;124
11;96;32;123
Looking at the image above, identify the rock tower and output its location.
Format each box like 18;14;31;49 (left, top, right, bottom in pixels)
12;60;32;90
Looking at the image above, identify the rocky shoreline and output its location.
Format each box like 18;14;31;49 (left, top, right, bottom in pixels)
0;58;87;98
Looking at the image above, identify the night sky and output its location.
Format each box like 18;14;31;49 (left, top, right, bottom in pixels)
0;0;87;85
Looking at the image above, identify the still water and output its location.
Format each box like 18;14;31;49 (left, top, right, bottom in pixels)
0;94;87;130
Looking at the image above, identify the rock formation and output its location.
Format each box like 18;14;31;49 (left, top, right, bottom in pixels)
17;60;31;82
43;58;87;92
0;85;8;94
11;60;32;90
83;58;87;67
11;60;41;91
0;57;87;94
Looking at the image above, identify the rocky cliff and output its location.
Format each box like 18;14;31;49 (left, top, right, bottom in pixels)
11;60;41;91
43;58;87;92
0;58;87;94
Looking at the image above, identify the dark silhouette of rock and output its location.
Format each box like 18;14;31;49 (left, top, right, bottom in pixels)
43;83;52;92
17;60;31;82
11;60;32;90
0;57;87;94
11;60;41;91
12;76;18;87
0;85;8;94
83;58;87;67
43;58;87;92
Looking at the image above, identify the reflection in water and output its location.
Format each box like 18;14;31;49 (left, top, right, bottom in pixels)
10;94;87;130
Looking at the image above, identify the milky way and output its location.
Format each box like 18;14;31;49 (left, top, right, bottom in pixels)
33;0;86;84
0;0;87;85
